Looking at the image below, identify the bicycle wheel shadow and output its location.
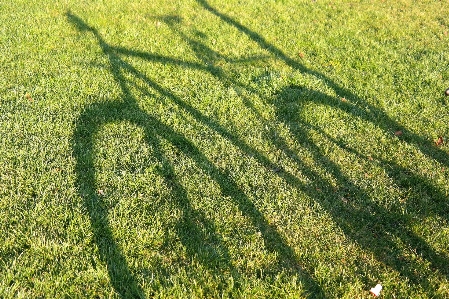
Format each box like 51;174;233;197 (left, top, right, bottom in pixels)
67;1;449;295
194;0;449;294
67;11;324;298
271;85;449;293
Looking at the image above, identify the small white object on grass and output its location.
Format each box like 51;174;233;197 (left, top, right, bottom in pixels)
370;284;382;297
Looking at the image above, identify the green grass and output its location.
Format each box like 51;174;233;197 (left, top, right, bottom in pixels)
1;0;449;298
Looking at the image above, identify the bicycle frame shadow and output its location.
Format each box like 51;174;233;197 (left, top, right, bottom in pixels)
68;1;449;296
67;11;324;298
151;0;449;294
195;0;449;170
272;86;449;291
193;0;449;294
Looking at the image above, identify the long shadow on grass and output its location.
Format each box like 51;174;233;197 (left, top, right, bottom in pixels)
68;12;324;298
68;2;449;296
195;0;449;294
159;3;449;289
195;0;449;170
273;86;449;293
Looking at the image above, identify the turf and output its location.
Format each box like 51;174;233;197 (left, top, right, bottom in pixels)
1;0;449;298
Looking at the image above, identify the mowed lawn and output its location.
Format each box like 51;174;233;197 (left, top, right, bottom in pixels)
1;0;449;298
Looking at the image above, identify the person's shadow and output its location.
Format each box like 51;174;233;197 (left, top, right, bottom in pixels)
67;11;324;298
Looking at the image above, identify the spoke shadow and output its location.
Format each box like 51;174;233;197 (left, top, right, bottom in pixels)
68;11;324;298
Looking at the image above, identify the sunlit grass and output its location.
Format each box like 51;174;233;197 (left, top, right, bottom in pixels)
1;0;448;298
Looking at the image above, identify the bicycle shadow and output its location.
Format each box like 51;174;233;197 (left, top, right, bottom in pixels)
67;11;324;298
68;1;449;296
273;86;449;292
194;0;449;167
192;0;449;293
